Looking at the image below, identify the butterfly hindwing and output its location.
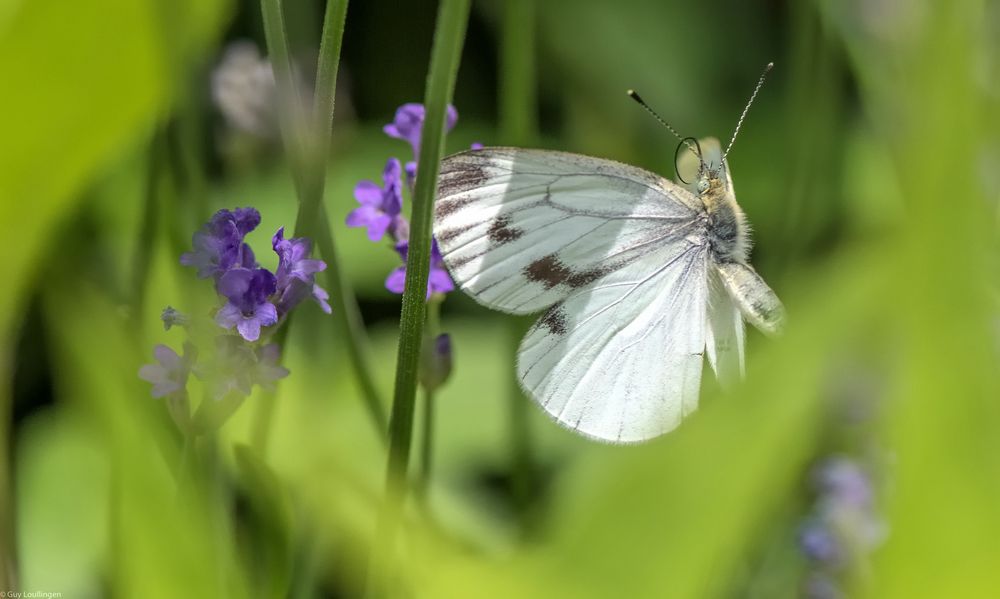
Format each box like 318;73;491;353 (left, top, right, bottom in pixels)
517;240;709;443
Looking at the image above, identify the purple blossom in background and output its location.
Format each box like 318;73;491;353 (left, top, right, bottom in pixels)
798;520;841;563
180;207;260;279
254;344;290;392
139;343;196;398
272;227;331;315
347;158;405;242
470;142;484;150
383;103;458;162
216;267;278;342
385;238;453;298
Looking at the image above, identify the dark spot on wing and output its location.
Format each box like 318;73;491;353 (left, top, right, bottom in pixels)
435;196;474;218
540;307;567;335
524;255;570;289
436;223;475;245
566;266;609;288
437;160;488;198
487;215;522;245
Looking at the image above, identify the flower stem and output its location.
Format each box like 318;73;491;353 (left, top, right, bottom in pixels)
499;0;538;530
416;297;443;501
368;0;470;593
132;126;169;318
260;0;388;441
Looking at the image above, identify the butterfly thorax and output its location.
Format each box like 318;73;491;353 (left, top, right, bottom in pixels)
698;173;749;263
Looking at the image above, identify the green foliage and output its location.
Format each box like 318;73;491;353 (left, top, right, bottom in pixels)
5;0;999;597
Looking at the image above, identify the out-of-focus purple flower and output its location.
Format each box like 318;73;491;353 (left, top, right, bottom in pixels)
215;267;278;341
161;306;189;331
815;457;873;509
180;207;260;279
803;574;843;599
347;158;405;242
203;335;256;399
798;521;841;564
272;227;331;315
385;238;454;298
139;343;196;398
254;344;290;391
383;103;458;162
470;142;484;150
199;337;290;399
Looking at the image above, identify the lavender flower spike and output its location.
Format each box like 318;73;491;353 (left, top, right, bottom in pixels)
346;158;405;242
385;238;454;299
215;267;278;341
272;227;331;315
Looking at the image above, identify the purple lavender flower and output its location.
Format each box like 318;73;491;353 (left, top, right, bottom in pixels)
215;267;278;342
347;158;405;242
385;238;454;298
199;337;290;399
203;335;256;398
139;343;196;398
180;207;260;278
383;103;458;163
272;227;331;315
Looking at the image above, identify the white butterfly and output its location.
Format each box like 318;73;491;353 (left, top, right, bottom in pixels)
433;130;783;444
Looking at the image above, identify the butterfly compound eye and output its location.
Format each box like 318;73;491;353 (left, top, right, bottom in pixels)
696;178;710;193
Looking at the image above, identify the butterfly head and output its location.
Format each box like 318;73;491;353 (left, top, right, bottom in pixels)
695;162;726;197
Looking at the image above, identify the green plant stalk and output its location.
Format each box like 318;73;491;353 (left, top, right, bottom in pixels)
259;0;388;441
416;297;443;500
499;0;538;527
369;0;470;592
132;128;168;318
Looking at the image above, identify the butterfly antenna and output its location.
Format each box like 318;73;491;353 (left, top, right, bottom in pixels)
723;62;773;159
627;89;699;159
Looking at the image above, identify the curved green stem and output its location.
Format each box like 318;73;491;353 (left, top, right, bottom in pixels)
260;0;387;442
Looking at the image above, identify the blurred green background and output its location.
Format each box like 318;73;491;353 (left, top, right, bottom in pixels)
1;0;998;597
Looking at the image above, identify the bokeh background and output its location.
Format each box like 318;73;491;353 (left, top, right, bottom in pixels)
1;0;998;597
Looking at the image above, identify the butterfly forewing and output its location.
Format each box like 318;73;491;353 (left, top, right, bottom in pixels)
435;148;702;315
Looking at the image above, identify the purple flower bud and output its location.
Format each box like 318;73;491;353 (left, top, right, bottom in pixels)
215;267;278;342
347;158;406;242
139;343;196;398
385;238;454;299
383;103;458;162
420;333;453;392
180;207;260;279
160;306;190;331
